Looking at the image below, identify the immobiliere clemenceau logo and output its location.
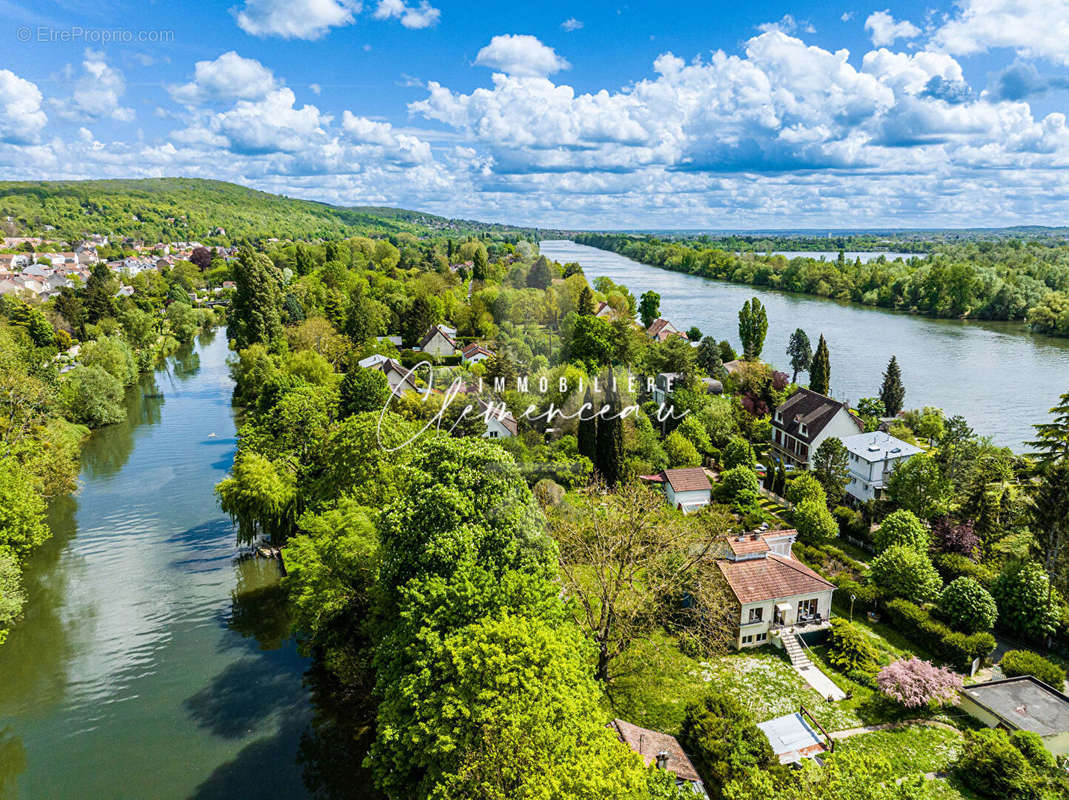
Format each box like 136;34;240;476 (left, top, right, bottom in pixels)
376;360;688;451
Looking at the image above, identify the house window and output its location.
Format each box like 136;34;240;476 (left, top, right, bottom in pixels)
756;633;767;643
748;607;763;623
741;635;753;645
797;598;818;619
487;431;498;438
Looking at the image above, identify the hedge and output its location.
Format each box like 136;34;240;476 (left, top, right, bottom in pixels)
1000;650;1067;688
931;551;998;589
885;598;996;671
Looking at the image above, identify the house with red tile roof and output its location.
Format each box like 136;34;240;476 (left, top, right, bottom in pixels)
714;529;835;648
610;719;709;798
460;342;493;365
642;467;712;513
645;317;686;342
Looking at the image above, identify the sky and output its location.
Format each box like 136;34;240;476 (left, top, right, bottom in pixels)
2;0;1069;229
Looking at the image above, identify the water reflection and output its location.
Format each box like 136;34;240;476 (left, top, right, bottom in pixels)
0;727;26;799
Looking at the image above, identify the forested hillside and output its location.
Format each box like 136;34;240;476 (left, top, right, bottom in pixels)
0;179;531;243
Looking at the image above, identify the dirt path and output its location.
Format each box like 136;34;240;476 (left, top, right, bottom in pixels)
828;718;959;739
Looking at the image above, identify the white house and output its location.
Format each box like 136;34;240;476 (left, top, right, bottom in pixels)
461;342;493;365
714;530;836;649
840;431;923;503
594;300;615;319
646;317;685;342
643;467;712;513
771;388;863;469
415;324;458;358
477;399;517;439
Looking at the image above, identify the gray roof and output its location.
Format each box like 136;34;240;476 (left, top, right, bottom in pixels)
840;431;922;462
962;676;1069;737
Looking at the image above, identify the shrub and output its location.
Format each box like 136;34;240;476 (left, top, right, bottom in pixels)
872;509;928;553
876;656;962;708
60;365;126;428
831;577;879;613
826;618;879;684
939;577;998;633
832;505;867;541
784;472;825;506
931;551;997;588
679;690;783;800
884;598;995;671
1008;730;1057;773
931;516;979;557
720;436;755;469
956;728;1040;800
717;465;760;502
869;545;942;603
664;429;702;468
794;498;837;542
532;479;565;508
993;561;1062;643
1000;650;1067;688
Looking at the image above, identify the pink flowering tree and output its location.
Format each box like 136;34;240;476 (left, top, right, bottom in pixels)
876;657;963;708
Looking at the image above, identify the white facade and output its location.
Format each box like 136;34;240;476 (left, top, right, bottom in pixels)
840;432;922;503
664;485;710;512
737;589;835;648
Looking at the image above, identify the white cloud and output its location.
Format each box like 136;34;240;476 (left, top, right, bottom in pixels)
233;0;361;39
757;15;815;35
170;52;278;105
841;12;855;22
932;0;1069;66
865;10;921;47
54;50;134;123
0;70;47;144
561;18;583;32
372;0;440;28
474;35;570;77
210;88;328;153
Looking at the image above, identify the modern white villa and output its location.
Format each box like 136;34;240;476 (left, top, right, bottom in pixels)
770;388;863;468
840;431;922;503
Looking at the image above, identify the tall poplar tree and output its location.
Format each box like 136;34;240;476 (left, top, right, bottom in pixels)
879;355;906;417
594;377;624;486
786;328;812;383
230;247;283;350
577;388;597;464
738;297;768;360
809;334;831;396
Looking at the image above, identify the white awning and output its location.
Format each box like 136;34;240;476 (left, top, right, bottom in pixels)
776;602;792;613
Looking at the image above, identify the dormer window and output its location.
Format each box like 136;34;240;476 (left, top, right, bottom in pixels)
774;411;782;422
799;423;807;436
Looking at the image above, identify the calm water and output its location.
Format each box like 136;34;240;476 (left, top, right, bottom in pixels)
0;332;373;799
541;240;1069;451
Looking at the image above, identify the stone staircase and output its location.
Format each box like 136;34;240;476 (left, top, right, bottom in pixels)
780;630;812;669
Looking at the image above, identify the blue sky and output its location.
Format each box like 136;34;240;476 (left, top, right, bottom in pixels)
2;1;1069;228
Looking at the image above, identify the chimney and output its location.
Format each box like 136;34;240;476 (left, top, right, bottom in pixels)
751;532;759;541
655;751;669;771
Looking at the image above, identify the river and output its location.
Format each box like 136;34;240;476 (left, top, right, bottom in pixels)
541;240;1069;451
0;331;374;800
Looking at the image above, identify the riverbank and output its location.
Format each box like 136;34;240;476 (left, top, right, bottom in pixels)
0;332;326;799
540;240;1069;451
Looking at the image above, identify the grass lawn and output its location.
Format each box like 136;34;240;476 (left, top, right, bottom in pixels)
609;632;869;734
831;724;963;775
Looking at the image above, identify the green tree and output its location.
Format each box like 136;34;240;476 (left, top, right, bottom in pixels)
339;368;389;417
725;751;934;800
377;437;554;599
939;577;998;633
166;301;201;343
576;285;595;316
1028;389;1069;465
84;262;117;322
785;471;827;506
567;315;615;368
664;430;701;467
826;618;880;683
992;561;1061;642
879;355;906;417
594;381;626;485
885;453;951;520
215;451;297;545
873;510;929;553
527;255;553;289
809;334;830;395
638;290;661;329
230;247;283;349
54;287;86;339
812;437;849;506
869;545;943;603
0;547;26;644
786;328;812;383
697;336;725;379
59;365;125;427
679;691;782;800
0;458;49;560
721;436;756;469
794;498;838;542
737;298;768;360
955;728;1042;800
471;245;489;281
